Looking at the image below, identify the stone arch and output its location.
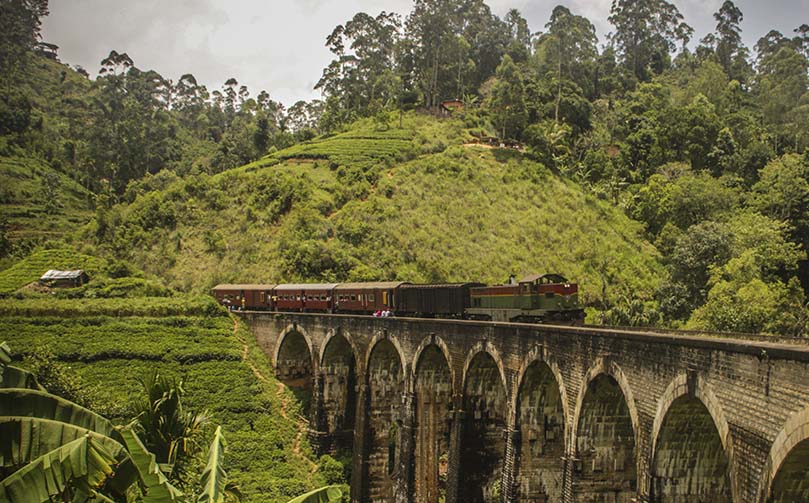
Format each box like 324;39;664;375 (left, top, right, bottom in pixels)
510;347;570;424
410;334;455;394
458;349;510;503
363;337;406;503
570;359;640;451
413;343;453;503
570;360;639;502
512;356;568;503
273;323;316;371
274;324;316;417
319;327;361;374
318;329;359;453
460;341;508;399
648;374;733;502
364;331;407;385
758;405;809;502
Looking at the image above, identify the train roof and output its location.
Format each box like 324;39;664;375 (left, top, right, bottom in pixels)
275;283;339;291
334;281;408;290
399;282;485;289
212;284;276;291
520;273;568;284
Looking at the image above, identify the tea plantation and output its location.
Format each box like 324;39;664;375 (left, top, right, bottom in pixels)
0;294;337;502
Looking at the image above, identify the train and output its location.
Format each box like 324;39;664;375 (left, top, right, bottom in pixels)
212;273;584;324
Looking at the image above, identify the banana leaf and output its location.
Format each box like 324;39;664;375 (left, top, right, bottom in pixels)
0;388;122;443
0;434;139;503
0;342;41;390
0;416;120;468
120;428;182;503
197;425;227;503
0;342;10;365
286;485;343;503
0;365;43;390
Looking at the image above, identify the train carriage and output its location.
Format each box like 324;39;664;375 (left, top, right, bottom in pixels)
334;282;407;314
211;284;276;310
397;282;484;318
275;284;338;312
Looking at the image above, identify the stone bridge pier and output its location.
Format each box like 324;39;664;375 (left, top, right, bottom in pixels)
241;312;809;503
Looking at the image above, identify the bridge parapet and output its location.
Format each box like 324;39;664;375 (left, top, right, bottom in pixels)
241;311;809;503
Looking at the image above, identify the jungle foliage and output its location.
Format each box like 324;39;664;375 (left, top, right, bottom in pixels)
1;1;809;331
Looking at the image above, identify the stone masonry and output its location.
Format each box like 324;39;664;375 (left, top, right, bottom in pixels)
246;312;809;503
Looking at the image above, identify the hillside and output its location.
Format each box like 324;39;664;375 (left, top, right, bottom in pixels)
0;156;93;260
0;295;338;502
93;114;664;307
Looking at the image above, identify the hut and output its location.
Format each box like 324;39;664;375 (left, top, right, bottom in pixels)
39;270;89;288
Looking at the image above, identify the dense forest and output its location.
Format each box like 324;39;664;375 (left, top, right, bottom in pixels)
2;0;809;335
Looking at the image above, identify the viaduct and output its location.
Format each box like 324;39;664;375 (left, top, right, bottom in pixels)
240;311;809;503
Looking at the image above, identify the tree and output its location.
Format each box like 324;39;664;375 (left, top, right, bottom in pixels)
0;0;49;76
608;0;693;82
317;11;402;124
749;154;809;248
504;8;530;61
533;5;598;106
698;1;751;82
405;0;459;109
756;46;809;152
489;55;527;139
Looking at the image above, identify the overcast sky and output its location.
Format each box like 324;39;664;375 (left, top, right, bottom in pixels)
42;0;808;105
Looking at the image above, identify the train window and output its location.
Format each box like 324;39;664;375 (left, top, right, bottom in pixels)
351;295;357;301
369;294;375;302
260;292;265;302
307;295;312;301
473;298;481;307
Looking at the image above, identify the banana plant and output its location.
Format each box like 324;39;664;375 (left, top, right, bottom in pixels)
285;485;343;503
0;342;181;503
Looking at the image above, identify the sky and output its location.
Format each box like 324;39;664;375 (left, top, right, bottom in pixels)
41;0;809;106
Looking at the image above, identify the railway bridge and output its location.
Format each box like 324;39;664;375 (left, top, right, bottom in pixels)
240;311;809;503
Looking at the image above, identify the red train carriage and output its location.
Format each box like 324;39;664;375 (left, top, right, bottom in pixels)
211;284;276;310
334;282;407;314
275;284;338;312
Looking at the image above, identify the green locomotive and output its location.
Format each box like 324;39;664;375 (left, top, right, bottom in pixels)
466;273;584;323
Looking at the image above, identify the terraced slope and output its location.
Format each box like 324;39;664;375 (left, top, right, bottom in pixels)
0;156;93;248
0;296;335;502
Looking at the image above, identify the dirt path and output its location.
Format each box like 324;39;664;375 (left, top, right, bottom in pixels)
231;315;318;472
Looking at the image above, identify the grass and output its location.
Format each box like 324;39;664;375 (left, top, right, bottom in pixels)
0;247;106;294
0;296;330;502
0;156;94;244
96;114;663;312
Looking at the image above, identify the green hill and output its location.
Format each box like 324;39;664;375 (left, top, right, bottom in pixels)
98;113;663;307
0;156;93;251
